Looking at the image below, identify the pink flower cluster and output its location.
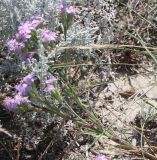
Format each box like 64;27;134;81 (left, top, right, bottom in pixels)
3;74;58;110
16;16;45;42
3;74;34;111
6;39;25;53
66;6;79;15
6;16;57;60
4;96;30;111
41;29;57;43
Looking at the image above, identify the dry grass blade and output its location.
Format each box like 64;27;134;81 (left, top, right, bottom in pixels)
57;44;157;51
116;144;157;160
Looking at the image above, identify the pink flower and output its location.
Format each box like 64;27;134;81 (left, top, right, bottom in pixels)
58;1;67;13
16;21;34;41
46;76;57;84
15;73;34;96
3;73;34;110
44;84;55;93
44;76;57;93
14;95;30;105
16;16;45;41
66;6;79;15
41;29;57;43
29;16;45;28
19;53;34;61
3;97;18;111
6;39;25;53
22;74;34;85
96;155;108;160
3;95;30;111
15;83;31;96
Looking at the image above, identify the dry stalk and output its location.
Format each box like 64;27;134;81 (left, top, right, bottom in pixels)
57;44;157;51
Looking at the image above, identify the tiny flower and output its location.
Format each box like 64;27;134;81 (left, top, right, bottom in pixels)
66;6;79;15
6;39;25;53
58;1;67;13
46;76;57;84
22;74;34;85
15;83;31;96
96;155;108;160
14;94;30;105
16;16;45;41
29;16;45;28
44;76;57;93
19;53;33;61
16;21;34;41
44;84;55;93
3;97;18;110
40;29;57;43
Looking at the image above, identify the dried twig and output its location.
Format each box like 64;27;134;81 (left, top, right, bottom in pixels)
16;138;22;160
0;127;12;137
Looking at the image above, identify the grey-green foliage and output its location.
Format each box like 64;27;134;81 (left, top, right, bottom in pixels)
0;0;60;80
0;0;59;38
32;37;49;90
0;0;117;81
0;0;116;44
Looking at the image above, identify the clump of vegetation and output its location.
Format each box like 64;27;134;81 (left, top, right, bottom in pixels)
1;0;157;160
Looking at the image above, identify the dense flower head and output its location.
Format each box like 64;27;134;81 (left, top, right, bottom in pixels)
44;76;57;93
20;53;34;61
22;74;34;85
41;29;57;43
96;155;108;160
16;21;34;41
58;1;67;13
29;16;45;28
46;76;57;84
14;95;30;105
15;73;34;96
16;16;45;41
6;39;25;53
66;6;79;15
3;73;34;110
3;97;18;111
15;83;31;96
44;84;55;93
3;95;30;111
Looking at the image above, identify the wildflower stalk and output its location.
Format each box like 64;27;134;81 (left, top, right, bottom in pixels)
29;91;69;120
56;70;104;130
62;101;89;124
66;84;104;129
51;89;91;125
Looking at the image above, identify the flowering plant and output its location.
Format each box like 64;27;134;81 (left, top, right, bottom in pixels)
58;0;79;40
3;2;79;113
3;74;34;110
6;16;57;61
3;0;105;137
